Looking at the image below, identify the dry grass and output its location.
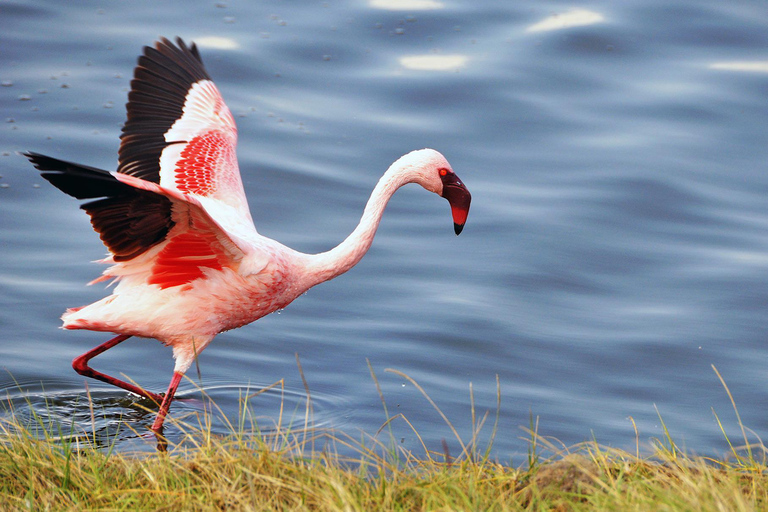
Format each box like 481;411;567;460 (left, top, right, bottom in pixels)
0;364;766;511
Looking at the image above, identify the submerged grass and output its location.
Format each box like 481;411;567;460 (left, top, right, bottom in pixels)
1;364;767;511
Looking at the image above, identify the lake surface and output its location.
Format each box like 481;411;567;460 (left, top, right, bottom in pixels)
2;0;768;460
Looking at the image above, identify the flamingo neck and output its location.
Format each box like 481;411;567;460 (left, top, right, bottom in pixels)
303;164;412;287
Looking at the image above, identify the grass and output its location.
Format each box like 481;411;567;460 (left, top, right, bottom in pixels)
0;364;767;511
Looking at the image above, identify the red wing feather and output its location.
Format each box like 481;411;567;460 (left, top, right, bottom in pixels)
147;230;229;289
174;129;238;197
119;37;250;217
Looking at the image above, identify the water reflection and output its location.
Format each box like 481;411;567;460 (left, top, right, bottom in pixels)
369;0;444;10
399;54;468;71
194;37;240;50
526;9;605;33
709;61;768;73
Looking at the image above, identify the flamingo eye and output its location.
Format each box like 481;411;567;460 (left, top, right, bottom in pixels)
439;168;448;176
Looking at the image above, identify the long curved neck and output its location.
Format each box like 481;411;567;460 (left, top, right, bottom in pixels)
302;165;412;288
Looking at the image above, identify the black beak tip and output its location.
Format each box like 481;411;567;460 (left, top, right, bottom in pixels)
454;223;464;235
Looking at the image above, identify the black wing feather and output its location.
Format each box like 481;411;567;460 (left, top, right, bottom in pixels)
24;151;174;262
117;37;211;183
23;37;204;261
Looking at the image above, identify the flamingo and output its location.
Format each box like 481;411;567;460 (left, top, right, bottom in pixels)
24;37;471;435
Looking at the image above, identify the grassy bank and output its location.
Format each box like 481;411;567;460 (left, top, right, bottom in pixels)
1;420;766;511
1;367;767;510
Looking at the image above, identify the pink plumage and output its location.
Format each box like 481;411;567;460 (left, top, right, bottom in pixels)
24;37;471;437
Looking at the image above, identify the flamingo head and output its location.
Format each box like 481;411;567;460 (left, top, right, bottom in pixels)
438;166;471;235
395;148;472;235
399;149;472;235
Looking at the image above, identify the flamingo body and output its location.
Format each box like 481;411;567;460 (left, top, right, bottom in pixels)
24;37;471;435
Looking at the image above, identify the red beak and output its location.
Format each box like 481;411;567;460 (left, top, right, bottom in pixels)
439;170;471;235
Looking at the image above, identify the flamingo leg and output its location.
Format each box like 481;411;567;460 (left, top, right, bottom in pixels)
151;371;183;433
72;334;164;403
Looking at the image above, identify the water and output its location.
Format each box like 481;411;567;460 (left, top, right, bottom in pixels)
2;0;768;460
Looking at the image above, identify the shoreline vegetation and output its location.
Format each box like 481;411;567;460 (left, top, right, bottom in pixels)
1;365;766;510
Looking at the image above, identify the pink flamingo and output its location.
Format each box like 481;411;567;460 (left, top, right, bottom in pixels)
24;37;471;435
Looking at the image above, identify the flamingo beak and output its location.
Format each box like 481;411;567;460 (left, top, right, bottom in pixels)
440;170;471;235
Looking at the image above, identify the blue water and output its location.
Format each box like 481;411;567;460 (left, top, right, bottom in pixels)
2;0;768;459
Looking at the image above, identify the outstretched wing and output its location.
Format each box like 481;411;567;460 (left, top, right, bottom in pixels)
25;38;266;289
25;152;175;261
118;37;252;221
25;152;258;290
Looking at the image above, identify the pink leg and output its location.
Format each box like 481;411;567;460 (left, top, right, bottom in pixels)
151;371;183;433
72;334;163;403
